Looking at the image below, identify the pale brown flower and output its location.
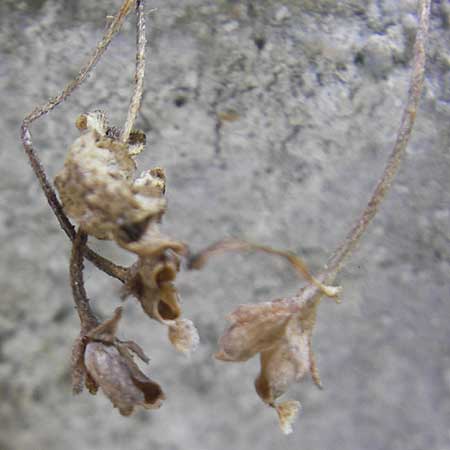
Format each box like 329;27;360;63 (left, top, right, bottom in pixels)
215;296;322;434
55;111;166;242
71;307;165;416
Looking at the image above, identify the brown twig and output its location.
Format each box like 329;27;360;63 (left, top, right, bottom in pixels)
121;0;147;143
20;0;136;282
70;230;99;333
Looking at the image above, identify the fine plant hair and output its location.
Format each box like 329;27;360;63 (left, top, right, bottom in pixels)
20;0;431;434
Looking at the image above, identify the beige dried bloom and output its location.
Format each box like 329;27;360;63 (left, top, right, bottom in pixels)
72;307;165;416
55;111;165;241
216;295;323;434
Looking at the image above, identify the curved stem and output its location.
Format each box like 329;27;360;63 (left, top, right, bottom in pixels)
121;0;147;143
320;0;431;285
20;1;135;282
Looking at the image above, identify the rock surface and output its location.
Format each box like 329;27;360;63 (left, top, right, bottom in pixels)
0;1;449;449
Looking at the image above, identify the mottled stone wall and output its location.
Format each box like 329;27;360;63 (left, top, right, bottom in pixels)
0;1;449;449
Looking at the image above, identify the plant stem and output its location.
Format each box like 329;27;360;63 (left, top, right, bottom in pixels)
319;0;431;286
20;0;136;282
121;0;147;143
70;230;99;333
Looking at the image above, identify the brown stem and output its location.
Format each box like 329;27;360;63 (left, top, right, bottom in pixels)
20;1;136;282
121;0;147;143
320;0;431;285
70;230;99;333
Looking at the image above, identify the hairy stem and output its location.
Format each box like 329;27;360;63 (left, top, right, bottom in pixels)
121;0;147;143
320;0;431;285
20;0;136;282
70;230;99;333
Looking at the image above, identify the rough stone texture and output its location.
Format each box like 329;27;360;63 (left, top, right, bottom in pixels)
1;1;449;449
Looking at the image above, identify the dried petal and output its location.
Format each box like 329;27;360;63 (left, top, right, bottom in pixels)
75;110;109;135
168;319;200;354
254;316;311;405
118;226;187;257
215;298;301;362
124;253;182;323
84;342;164;415
118;340;150;363
276;400;301;435
87;306;122;344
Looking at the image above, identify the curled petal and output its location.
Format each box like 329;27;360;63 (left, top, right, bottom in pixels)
117;339;150;363
119;226;187;257
84;342;164;416
215;299;301;362
123;254;182;323
168;319;200;354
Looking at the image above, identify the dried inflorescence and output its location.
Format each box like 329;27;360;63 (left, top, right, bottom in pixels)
20;0;431;436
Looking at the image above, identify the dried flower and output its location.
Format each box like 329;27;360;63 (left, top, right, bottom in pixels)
55;111;166;242
72;307;165;416
215;296;322;434
123;250;199;353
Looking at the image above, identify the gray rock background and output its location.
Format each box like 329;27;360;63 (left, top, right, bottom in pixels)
0;0;449;449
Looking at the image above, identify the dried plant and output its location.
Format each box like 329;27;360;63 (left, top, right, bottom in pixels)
20;0;431;435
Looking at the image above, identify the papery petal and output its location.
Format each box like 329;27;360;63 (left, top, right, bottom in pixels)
254;316;311;405
215;298;301;362
84;342;164;415
87;306;122;343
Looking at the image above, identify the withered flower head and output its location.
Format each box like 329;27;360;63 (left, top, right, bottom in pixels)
215;296;321;434
123;250;199;354
72;307;165;416
55;111;166;241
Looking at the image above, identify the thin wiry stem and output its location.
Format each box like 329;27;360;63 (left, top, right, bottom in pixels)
187;0;431;310
121;0;147;143
320;0;431;285
20;0;136;282
70;230;99;333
